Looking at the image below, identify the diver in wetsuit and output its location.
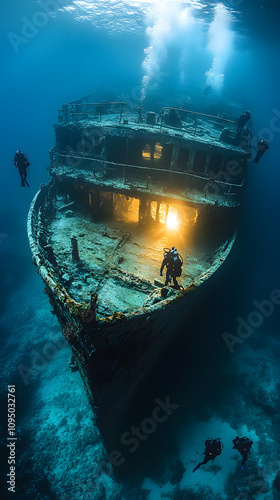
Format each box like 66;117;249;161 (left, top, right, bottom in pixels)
193;438;223;473
232;436;253;471
236;110;251;136
160;247;183;288
13;150;30;187
254;139;269;164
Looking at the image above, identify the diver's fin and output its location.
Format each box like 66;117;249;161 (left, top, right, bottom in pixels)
193;464;201;473
25;179;30;188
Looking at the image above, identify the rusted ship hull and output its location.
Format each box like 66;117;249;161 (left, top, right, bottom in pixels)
27;96;250;421
28;182;237;419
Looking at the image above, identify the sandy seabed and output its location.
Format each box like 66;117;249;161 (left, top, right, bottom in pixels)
1;246;280;500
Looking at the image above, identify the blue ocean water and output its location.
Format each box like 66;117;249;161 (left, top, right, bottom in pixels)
1;1;280;499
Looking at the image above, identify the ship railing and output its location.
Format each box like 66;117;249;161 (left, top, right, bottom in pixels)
51;150;245;201
157;107;237;135
58;102;127;124
57;101;251;150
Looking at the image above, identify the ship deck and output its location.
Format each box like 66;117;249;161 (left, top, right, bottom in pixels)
59;112;246;155
48;196;229;317
52;107;249;210
51;162;241;209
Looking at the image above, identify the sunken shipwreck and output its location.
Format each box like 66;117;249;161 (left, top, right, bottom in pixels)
27;95;251;420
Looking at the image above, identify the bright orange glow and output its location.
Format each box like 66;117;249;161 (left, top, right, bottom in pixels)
166;210;179;229
142;144;151;159
142;142;163;161
158;202;167;224
150;201;157;221
113;194;139;223
154;142;163;159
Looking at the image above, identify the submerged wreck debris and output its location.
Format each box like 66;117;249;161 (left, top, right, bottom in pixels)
27;96;251;418
71;236;80;261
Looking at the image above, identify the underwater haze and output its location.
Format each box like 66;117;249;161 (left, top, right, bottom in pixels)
1;1;280;499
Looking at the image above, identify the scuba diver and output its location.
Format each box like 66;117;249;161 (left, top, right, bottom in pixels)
13;150;30;187
193;438;223;473
160;247;183;288
232;436;253;471
236;110;251;136
254;139;269;164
